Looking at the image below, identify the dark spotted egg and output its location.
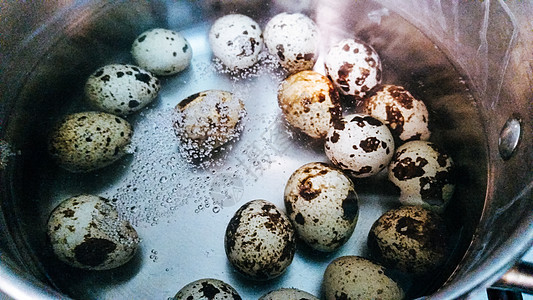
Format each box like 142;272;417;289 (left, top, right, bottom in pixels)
47;194;139;270
208;14;263;70
174;90;246;161
263;13;319;73
388;140;455;213
323;256;404;300
85;64;160;115
367;206;450;275
363;84;430;142
131;28;192;76
48;111;133;173
284;162;359;252
277;70;341;139
224;200;295;280
324;113;394;178
324;38;382;99
174;278;242;300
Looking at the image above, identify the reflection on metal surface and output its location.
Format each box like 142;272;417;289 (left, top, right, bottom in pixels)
494;262;533;295
499;115;522;161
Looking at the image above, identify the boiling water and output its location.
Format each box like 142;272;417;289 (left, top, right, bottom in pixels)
16;1;486;299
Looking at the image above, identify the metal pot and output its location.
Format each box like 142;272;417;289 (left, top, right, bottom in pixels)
0;0;531;299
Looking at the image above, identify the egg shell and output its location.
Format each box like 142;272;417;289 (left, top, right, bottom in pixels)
174;90;245;160
263;13;319;73
48;111;133;173
367;205;450;275
324;38;382;98
323;256;404;300
277;70;341;139
208;14;263;70
363;85;430;142
47;194;139;270
173;278;242;300
131;28;192;76
324;113;394;178
388;140;455;213
225;200;296;280
85;64;160;115
259;288;319;300
284;162;359;252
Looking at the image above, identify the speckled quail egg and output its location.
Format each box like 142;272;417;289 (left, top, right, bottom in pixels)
208;14;263;70
47;194;139;270
324;38;382;99
284;162;358;252
259;287;319;300
363;84;430;142
388;140;455;213
367;205;450;275
174;90;246;160
324;114;394;178
277;70;342;139
323;256;404;300
131;28;192;76
264;13;319;73
173;278;242;300
85;64;160;115
48;111;133;173
225;200;296;280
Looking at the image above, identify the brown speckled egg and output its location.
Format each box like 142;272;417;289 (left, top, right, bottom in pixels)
323;256;404;300
363;85;430;142
208;14;263;70
277;70;341;139
174;90;246;160
85;64;160;115
324;114;394;178
47;194;139;270
367;206;450;275
324;38;382;99
388;140;455;213
259;288;319;300
284;162;358;252
225;200;295;280
48;111;133;173
174;278;242;300
264;13;319;73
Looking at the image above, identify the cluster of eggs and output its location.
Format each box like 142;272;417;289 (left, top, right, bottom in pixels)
44;9;457;300
206;11;456;299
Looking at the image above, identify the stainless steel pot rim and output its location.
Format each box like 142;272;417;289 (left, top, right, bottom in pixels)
1;1;532;299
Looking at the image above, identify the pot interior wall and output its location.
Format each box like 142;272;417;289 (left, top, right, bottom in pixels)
3;0;530;299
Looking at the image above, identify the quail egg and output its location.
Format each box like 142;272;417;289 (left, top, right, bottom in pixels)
47;194;139;270
174;90;246;160
85;64;160;115
173;278;242;300
277;70;342;139
131;28;192;76
48;111;133;173
259;288;319;300
388;140;455;213
363;84;430;142
367;205;450;275
208;14;263;70
324;38;382;99
225;200;296;280
323;256;404;300
264;13;319;73
284;162;358;252
324;113;394;178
